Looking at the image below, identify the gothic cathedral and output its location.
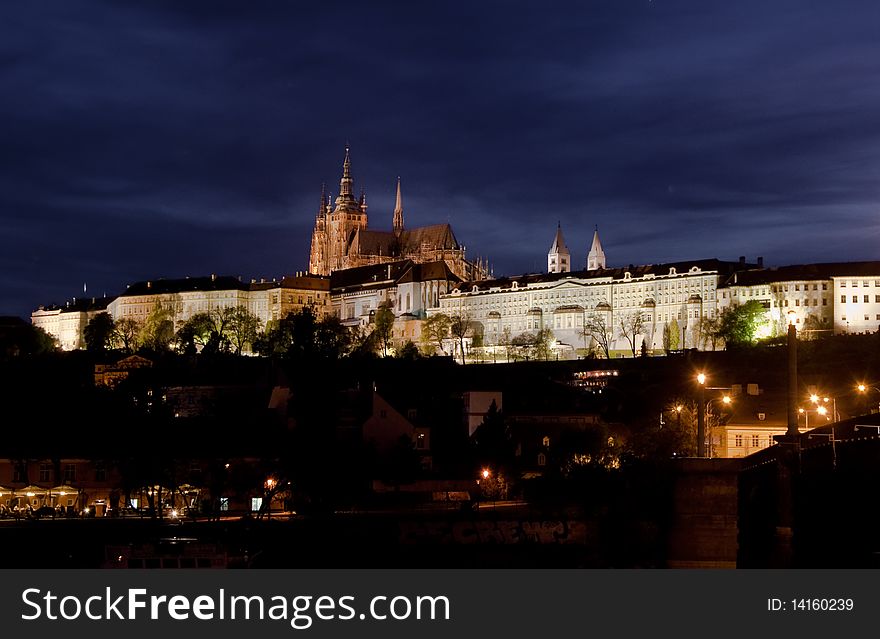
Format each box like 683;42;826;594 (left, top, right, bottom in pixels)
308;147;491;281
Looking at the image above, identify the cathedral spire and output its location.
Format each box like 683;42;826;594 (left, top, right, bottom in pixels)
336;144;356;206
393;176;404;233
359;187;368;213
587;227;606;270
318;183;327;217
547;222;571;273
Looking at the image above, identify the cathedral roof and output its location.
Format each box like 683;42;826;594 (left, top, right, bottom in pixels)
349;223;460;258
399;224;459;251
330;259;460;292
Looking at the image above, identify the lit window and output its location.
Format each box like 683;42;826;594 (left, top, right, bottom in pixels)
39;463;52;483
734;435;743;447
752;435;760;447
853;296;858;303
841;295;847;303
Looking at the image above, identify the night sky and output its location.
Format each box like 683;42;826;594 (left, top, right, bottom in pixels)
3;0;880;318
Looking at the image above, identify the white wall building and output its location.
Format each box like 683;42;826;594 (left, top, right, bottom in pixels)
434;259;739;355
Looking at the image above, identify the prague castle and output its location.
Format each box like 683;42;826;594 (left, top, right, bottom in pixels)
308;146;490;282
29;146;880;357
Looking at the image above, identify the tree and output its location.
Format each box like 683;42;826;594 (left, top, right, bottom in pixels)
663;319;680;353
499;326;512;362
372;303;395;357
84;312;115;353
422;313;451;356
450;313;472;364
802;314;831;341
313;315;352;359
140;303;175;352
226;306;262;355
113;318;141;353
395;340;421;360
471;400;514;472
618;311;646;357
511;332;536;360
584;312;611;359
718;300;767;347
175;312;214;355
698;316;723;350
534;328;554;360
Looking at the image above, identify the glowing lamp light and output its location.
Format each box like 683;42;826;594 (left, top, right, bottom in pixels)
170;509;179;518
675;405;683;413
481;469;490;480
858;384;867;393
810;394;819;404
26;492;35;497
798;408;805;414
697;373;706;385
817;406;828;416
722;395;732;404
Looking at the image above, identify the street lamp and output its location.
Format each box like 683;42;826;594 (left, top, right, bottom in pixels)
704;395;733;458
696;373;707;457
809;393;838;422
856;383;880;414
264;477;276;520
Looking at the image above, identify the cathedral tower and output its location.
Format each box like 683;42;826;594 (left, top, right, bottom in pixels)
325;145;368;272
547;223;570;273
393;177;404;234
587;227;606;270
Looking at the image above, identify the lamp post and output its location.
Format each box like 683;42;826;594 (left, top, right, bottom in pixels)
696;373;706;457
264;478;275;521
857;383;880;414
704;394;732;459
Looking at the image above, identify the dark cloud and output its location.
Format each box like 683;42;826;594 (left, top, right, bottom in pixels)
2;0;880;316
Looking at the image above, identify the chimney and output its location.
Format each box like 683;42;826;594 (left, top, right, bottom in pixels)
757;256;764;267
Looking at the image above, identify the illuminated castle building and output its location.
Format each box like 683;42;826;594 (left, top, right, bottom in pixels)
308;147;490;282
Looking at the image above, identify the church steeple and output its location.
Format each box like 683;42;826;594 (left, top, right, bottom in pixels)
587;227;606;270
393;176;404;234
318;183;327;218
335;144;358;209
547;222;571;273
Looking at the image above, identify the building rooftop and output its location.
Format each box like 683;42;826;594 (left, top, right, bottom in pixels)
453;258;758;291
720;261;880;287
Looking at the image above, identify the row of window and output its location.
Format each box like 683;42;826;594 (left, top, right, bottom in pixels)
732;435;768;448
841;295;880;304
11;463;98;483
776;298;827;307
839;281;880;287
